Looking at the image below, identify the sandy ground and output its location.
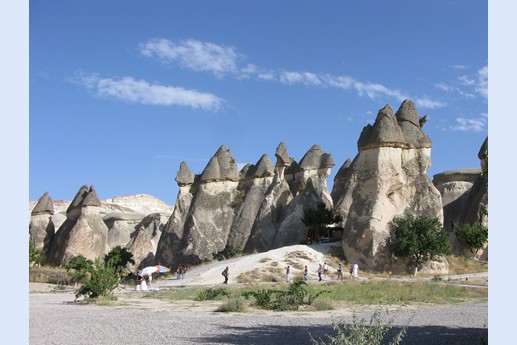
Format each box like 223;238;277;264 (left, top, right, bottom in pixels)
29;244;488;344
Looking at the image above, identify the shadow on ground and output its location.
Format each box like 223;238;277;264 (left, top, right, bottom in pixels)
191;323;487;345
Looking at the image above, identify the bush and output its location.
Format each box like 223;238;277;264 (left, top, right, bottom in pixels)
73;259;120;300
213;245;242;261
455;223;488;254
196;287;231;301
216;297;248;312
242;278;330;311
310;310;406;345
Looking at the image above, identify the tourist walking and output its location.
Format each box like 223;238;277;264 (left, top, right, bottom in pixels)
337;263;343;281
352;262;359;280
303;265;309;281
285;265;291;282
323;262;329;278
222;266;229;284
317;264;323;281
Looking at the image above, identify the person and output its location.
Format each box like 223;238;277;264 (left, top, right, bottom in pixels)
349;264;354;279
317;264;323;281
222;266;229;284
285;265;291;282
337;263;343;281
176;266;182;280
352;262;359;279
303;265;309;281
323;262;329;278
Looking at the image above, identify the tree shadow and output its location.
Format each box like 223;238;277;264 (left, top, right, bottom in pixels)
191;323;487;345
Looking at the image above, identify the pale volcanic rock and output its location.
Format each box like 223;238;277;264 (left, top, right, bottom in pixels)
332;100;443;272
29;192;55;253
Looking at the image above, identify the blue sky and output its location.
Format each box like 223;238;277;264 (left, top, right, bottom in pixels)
29;1;488;205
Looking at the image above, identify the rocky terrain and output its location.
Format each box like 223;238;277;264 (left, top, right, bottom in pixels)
29;99;488;275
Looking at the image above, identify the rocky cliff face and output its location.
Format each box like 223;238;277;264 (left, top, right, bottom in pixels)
332;100;443;271
31;188;173;268
29;192;55;256
156;142;335;266
433;137;488;259
46;185;111;266
32;100;487;273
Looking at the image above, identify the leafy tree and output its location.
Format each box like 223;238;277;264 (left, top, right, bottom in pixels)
455;223;488;255
65;255;94;284
103;246;135;273
65;246;134;300
301;203;343;243
73;259;120;300
391;215;451;275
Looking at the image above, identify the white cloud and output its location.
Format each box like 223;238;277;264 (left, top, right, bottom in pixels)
353;81;408;102
449;115;487;132
476;65;488;99
450;64;469;70
415;97;447;109
257;72;275;80
279;71;322;86
76;72;223;110
140;38;240;77
435;82;453;92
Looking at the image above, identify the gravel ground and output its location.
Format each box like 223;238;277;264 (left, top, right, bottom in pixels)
30;290;487;345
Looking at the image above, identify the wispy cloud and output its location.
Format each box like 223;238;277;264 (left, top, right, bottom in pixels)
436;64;487;101
140;38;240;77
475;65;488;99
449;113;487;132
138;38;448;109
415;97;447;109
74;71;224;110
279;71;322;86
450;64;469;70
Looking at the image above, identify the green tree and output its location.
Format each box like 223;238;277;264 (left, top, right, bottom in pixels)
103;246;135;273
65;246;134;300
391;215;451;276
301;203;343;243
73;259;120;300
455;223;488;255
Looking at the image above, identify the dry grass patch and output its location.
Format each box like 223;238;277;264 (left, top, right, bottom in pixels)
237;265;285;284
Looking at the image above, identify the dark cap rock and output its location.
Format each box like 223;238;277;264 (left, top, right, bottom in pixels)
31;192;54;215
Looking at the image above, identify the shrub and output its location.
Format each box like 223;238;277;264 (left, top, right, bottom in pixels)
310;310;406;345
73;259;120;300
455;223;488;254
196;287;231;301
216;297;248;312
242;278;330;311
213;245;242;261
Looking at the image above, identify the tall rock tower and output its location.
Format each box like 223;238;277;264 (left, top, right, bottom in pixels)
332;100;443;271
46;185;110;266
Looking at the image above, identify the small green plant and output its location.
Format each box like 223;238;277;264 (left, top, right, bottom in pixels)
29;240;43;266
196;287;231;301
242;278;330;311
310;310;406;345
216;297;248;312
455;223;488;254
213;245;242;261
230;190;245;210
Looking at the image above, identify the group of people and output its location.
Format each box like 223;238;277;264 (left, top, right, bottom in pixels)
311;262;359;282
176;264;186;279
